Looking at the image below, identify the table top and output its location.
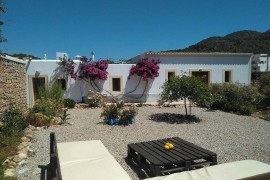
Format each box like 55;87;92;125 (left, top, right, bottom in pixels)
128;137;217;166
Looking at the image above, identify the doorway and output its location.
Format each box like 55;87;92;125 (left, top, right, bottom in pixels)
191;71;210;84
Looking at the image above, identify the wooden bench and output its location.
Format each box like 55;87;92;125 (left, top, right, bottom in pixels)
49;132;131;180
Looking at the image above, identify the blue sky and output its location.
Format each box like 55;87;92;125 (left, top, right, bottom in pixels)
1;0;270;60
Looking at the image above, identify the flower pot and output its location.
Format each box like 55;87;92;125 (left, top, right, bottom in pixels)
131;116;136;124
108;118;119;125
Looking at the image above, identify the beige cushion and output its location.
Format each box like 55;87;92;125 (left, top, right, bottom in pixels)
145;160;270;180
57;140;131;180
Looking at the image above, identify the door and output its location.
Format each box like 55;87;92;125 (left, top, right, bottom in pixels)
32;77;46;101
192;71;209;84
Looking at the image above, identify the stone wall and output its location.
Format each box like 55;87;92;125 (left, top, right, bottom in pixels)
0;57;27;112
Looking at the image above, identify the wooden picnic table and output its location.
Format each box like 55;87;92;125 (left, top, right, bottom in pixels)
127;137;217;177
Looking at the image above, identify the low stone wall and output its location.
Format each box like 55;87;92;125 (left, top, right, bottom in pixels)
0;57;27;112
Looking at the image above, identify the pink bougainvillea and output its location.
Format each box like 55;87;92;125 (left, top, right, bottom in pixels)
129;58;160;80
79;60;108;80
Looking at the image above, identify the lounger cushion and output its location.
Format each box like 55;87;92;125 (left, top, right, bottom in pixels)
145;160;270;180
57;140;131;180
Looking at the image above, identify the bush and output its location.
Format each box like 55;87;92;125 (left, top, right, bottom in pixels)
210;83;263;115
259;72;270;108
0;104;27;136
32;98;64;117
100;104;119;121
63;98;76;108
25;112;52;127
239;105;255;116
38;80;64;102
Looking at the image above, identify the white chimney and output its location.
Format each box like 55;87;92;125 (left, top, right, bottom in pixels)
90;51;94;62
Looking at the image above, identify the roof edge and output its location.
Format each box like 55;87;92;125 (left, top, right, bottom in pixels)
0;55;26;64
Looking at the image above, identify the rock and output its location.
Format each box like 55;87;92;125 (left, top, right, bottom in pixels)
2;159;10;165
25;133;33;140
23;128;33;135
18;149;28;155
9;161;17;168
21;137;30;142
13;155;22;163
18;153;27;159
27;125;36;130
4;168;16;177
18;160;27;166
36;127;42;130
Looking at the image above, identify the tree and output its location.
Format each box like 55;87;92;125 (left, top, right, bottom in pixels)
0;0;6;44
160;75;212;116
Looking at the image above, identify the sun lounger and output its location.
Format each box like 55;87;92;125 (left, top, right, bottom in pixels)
49;132;131;180
144;160;270;180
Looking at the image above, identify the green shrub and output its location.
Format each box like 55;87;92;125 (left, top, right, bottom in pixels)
26;112;52;127
0;104;27;136
119;109;132;125
63;98;76;108
239;105;255;116
100;104;119;121
38;79;64;102
210;83;263;115
259;72;270;108
32;98;64;117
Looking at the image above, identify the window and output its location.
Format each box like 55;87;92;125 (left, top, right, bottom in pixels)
165;70;177;82
112;78;120;91
110;76;122;94
57;79;66;90
224;70;232;83
191;71;210;84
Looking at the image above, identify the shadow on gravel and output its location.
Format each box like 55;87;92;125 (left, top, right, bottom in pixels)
149;113;201;124
124;157;150;179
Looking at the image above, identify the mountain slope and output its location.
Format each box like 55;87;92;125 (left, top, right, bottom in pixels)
167;30;270;54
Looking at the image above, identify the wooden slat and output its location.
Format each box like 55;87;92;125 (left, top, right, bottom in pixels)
128;144;164;165
151;140;185;161
141;142;177;164
158;139;197;160
173;137;217;156
169;138;211;158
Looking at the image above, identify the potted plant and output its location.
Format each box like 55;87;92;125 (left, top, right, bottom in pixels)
119;105;138;125
100;104;119;125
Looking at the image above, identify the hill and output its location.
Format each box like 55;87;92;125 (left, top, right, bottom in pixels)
167;30;270;54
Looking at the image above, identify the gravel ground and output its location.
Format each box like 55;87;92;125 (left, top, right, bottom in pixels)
16;106;270;180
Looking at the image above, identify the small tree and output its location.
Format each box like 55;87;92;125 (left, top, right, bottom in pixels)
160;75;212;116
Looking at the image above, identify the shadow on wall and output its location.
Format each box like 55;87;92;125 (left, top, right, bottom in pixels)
122;76;154;103
67;79;105;103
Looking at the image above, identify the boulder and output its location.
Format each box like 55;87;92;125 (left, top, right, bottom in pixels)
21;137;30;142
4;168;16;177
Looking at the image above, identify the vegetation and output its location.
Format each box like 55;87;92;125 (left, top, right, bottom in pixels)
5;53;40;60
37;80;64;102
63;98;76;108
28;80;65;126
210;83;263;115
0;0;6;45
160;75;212;117
0;104;27;136
129;59;160;80
167;29;270;54
59;109;70;124
100;103;138;126
258;72;270;108
100;104;119;121
0;103;25;179
0;132;22;180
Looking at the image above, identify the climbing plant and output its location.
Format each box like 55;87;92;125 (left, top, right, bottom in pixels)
129;58;160;80
126;58;160;99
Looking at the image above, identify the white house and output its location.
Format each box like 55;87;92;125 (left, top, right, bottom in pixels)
251;54;270;72
25;52;253;107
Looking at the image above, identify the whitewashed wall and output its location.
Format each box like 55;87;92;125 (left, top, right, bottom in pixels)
147;56;251;84
25;54;252;106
